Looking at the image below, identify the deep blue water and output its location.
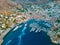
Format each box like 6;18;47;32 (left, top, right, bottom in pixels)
2;19;56;45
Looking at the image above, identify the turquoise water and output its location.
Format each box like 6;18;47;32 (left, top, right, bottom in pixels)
0;0;60;45
2;19;57;45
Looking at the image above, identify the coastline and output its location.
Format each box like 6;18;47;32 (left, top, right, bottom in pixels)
0;24;16;45
0;15;30;45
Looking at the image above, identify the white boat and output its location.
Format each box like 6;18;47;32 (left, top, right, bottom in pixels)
13;26;19;31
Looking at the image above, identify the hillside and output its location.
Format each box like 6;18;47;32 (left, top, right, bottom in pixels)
0;0;22;15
